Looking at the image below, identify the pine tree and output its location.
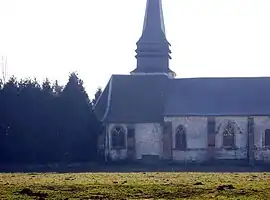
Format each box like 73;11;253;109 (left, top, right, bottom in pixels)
92;87;102;105
58;72;99;162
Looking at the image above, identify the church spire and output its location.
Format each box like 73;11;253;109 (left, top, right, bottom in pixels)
131;0;176;78
142;0;166;39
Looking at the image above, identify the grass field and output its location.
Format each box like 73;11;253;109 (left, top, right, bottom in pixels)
0;172;269;199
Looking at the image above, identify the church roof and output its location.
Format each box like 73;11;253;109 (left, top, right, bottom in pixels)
94;74;168;123
165;77;270;116
93;78;110;122
94;1;270;121
94;76;270;123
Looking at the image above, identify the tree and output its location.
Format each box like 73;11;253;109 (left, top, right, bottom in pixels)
52;80;63;95
57;72;100;162
0;76;19;163
92;87;102;105
0;73;101;164
1;56;7;85
42;78;53;93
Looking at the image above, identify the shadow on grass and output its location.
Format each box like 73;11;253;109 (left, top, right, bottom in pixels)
1;163;270;173
16;183;263;199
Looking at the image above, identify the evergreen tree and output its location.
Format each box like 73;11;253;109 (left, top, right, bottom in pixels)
0;78;4;161
0;76;19;163
57;72;99;162
0;73;100;164
92;87;102;105
52;80;63;95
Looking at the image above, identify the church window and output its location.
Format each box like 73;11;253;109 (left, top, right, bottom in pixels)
223;121;235;148
175;125;187;150
111;126;126;149
264;129;270;146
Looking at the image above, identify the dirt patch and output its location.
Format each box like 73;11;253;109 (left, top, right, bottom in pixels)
18;188;48;198
19;188;32;196
216;184;235;191
194;182;204;185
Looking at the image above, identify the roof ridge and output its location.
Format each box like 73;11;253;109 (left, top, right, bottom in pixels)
173;76;270;80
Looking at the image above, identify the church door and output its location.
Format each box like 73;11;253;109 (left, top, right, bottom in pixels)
163;122;173;160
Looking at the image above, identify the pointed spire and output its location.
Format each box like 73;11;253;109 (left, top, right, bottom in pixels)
142;0;166;39
131;0;176;78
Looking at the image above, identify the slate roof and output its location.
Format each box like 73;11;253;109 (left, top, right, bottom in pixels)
94;74;168;123
165;77;270;116
94;76;270;123
94;79;110;121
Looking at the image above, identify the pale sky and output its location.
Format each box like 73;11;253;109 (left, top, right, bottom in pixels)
1;0;270;98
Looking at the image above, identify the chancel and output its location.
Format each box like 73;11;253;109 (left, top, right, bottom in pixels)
94;0;270;164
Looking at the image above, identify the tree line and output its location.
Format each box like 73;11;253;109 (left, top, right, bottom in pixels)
0;73;102;164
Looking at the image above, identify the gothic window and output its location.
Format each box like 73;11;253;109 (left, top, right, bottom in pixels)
223;121;235;148
175;125;187;150
111;126;126;149
111;131;118;148
265;129;270;146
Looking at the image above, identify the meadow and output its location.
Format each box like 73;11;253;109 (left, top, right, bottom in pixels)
0;172;269;199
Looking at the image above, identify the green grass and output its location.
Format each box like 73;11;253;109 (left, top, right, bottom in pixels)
0;172;269;199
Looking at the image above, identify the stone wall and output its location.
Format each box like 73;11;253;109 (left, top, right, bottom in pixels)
215;117;248;160
105;116;270;163
165;116;208;163
106;123;163;161
134;123;163;160
165;116;249;162
253;117;270;162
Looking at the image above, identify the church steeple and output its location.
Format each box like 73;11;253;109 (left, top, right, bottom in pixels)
131;0;176;78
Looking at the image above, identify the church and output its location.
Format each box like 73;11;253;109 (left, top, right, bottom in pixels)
94;0;270;164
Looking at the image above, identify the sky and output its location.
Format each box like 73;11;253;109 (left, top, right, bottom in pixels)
0;0;270;98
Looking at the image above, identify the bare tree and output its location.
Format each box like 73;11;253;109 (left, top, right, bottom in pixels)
1;56;7;84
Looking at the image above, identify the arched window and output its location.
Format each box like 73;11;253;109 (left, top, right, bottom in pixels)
175;125;187;150
264;129;270;146
223;121;235;148
111;126;126;149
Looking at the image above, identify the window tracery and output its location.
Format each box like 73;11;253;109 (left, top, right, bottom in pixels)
175;125;187;150
111;126;126;149
223;121;235;148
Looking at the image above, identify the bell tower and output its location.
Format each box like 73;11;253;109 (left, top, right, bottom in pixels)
131;0;176;78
